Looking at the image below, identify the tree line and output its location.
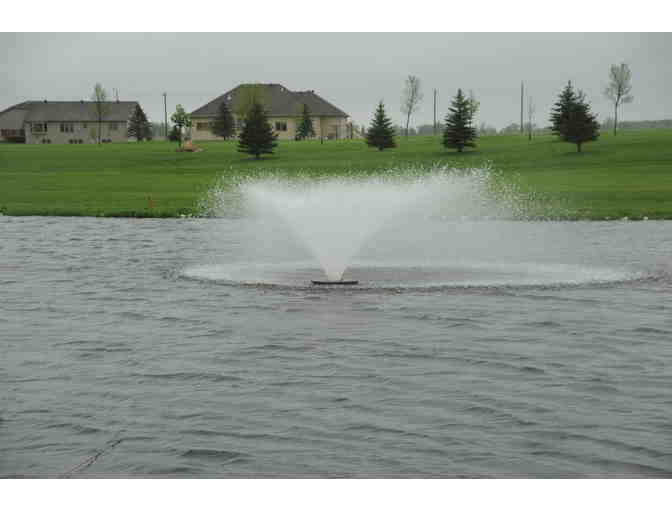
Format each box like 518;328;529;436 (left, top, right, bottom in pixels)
362;64;633;153
92;62;636;157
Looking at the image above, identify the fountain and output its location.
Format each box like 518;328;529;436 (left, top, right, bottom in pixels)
187;166;637;289
230;167;517;285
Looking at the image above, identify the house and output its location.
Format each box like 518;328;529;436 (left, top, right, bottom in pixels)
190;83;349;141
0;100;140;144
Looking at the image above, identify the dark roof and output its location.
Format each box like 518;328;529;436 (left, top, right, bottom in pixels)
0;101;139;123
191;83;348;118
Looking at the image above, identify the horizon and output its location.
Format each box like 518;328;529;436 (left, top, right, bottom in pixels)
1;33;670;131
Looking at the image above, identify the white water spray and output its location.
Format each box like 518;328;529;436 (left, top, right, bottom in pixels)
236;168;514;282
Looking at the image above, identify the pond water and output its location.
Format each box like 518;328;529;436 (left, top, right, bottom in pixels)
1;216;671;477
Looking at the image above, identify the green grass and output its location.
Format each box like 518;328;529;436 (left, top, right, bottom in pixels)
1;129;671;219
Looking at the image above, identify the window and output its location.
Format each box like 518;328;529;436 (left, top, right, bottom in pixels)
60;123;74;133
31;123;47;133
197;122;213;131
82;123;87;129
109;122;119;131
275;121;287;131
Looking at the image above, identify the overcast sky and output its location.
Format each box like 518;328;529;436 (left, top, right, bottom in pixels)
1;33;670;129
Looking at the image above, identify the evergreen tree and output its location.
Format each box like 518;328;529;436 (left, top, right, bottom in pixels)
442;88;477;152
365;101;396;151
211;101;235;140
550;81;579;137
558;91;600;152
237;102;278;159
127;104;151;141
296;103;315;140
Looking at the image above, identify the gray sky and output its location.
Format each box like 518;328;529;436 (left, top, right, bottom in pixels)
1;33;670;129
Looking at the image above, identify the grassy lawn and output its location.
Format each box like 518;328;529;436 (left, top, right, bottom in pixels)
1;129;671;219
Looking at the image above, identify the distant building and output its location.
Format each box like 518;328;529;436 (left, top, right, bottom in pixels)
190;83;349;141
0;100;140;144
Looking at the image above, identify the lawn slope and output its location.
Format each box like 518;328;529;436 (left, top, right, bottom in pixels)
1;129;670;219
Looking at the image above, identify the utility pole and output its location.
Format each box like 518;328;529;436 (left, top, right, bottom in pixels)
528;96;534;141
163;92;168;139
520;82;524;134
433;89;437;136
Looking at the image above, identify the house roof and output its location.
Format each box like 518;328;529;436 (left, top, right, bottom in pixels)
0;100;139;124
0;102;30;129
191;83;348;118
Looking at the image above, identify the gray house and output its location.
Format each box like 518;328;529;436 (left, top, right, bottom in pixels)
0;100;139;144
191;83;349;141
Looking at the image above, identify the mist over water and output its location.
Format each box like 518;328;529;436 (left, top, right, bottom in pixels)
196;167;631;289
242;172;501;281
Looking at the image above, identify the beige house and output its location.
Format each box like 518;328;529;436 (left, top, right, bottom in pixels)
190;83;349;141
0;100;140;144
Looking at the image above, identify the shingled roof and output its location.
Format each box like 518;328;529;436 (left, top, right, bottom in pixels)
0;100;138;124
191;84;348;118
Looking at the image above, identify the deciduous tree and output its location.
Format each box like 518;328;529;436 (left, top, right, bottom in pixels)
170;104;192;148
604;63;633;136
401;75;423;138
233;84;269;119
90;83;110;145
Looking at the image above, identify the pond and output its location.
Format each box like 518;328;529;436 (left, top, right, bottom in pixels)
1;216;671;477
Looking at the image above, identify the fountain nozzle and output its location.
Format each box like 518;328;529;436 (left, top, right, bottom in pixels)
311;279;359;285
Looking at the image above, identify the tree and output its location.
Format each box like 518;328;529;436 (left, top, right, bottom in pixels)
237;102;278;159
550;81;578;137
296;103;315;140
527;97;535;141
211;101;235;140
233;84;269;119
365;101;396;151
170;104;192;148
500;123;521;134
127;104;151;141
442;88;477;153
467;90;480;126
90;83;110;145
401;75;423;138
168;125;181;142
558;91;600;152
604;63;633;136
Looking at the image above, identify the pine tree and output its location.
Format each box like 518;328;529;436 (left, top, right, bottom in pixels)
296;103;315;140
127;104;151;141
550;81;578;137
212;101;235;140
442;89;477;152
365;101;396;151
237;102;278;159
559;92;600;152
